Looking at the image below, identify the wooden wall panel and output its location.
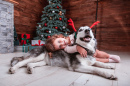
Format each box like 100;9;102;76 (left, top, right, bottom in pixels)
62;0;130;51
6;0;130;51
5;0;48;39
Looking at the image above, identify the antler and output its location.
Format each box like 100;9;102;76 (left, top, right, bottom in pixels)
90;21;100;28
68;18;77;32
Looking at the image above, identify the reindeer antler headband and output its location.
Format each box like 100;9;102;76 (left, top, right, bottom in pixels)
68;18;100;32
90;21;100;29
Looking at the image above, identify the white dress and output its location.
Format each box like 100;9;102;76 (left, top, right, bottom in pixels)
64;33;78;53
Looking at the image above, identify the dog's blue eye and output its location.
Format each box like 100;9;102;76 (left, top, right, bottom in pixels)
79;29;83;32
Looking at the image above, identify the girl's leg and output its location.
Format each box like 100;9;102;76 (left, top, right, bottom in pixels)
109;55;120;63
95;58;109;63
94;50;121;63
94;49;109;59
94;50;109;63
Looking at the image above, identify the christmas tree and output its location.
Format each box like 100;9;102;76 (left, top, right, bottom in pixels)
14;26;19;46
34;0;70;41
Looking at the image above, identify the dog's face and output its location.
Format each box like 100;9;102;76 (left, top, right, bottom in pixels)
76;26;94;44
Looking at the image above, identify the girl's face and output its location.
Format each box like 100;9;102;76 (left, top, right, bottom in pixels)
53;37;69;50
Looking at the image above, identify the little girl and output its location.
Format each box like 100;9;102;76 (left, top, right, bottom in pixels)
45;34;120;63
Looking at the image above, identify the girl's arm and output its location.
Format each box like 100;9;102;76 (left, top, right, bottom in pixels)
64;45;87;57
64;45;77;53
77;45;87;57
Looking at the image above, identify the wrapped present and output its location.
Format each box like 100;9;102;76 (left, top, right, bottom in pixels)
21;34;30;45
22;45;30;53
29;46;38;51
31;40;45;46
14;45;38;53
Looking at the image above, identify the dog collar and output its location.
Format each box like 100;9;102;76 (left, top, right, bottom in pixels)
74;32;77;39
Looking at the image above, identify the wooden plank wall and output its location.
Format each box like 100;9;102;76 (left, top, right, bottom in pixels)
62;0;130;51
6;0;130;51
5;0;48;39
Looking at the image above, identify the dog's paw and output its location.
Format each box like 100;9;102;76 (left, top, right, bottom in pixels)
111;66;115;69
68;67;73;71
27;66;34;74
9;67;15;74
107;74;117;80
109;65;115;69
107;65;115;69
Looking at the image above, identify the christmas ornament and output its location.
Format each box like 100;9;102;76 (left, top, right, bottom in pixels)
59;17;62;20
52;11;55;13
44;23;47;27
59;11;62;16
46;30;49;33
63;26;65;29
49;31;51;33
57;6;59;9
39;25;41;27
41;35;43;37
50;17;52;20
55;27;58;29
47;36;51;38
49;1;51;4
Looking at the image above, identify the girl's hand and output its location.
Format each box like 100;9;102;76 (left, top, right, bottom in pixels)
76;45;87;57
48;52;52;58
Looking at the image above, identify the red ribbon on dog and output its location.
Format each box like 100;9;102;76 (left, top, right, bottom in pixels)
90;21;100;28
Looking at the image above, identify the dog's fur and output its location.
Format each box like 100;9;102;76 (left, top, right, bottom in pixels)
9;26;117;80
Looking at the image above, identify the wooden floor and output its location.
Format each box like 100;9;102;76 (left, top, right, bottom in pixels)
0;51;130;86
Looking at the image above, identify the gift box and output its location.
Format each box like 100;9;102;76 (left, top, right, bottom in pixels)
31;40;45;46
21;34;30;45
14;45;38;53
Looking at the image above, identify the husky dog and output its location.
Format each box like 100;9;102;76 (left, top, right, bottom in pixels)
9;26;117;80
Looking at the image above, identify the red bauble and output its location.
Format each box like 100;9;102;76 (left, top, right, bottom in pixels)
57;6;59;9
44;23;47;27
46;30;49;33
59;18;62;21
47;36;51;38
55;27;58;29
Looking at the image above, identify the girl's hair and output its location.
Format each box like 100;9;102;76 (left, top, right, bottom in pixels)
45;34;65;52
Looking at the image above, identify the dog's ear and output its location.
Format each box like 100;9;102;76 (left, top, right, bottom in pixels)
76;27;81;32
74;27;80;39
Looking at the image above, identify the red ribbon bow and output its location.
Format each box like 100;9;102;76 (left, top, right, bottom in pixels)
32;40;44;46
35;40;43;46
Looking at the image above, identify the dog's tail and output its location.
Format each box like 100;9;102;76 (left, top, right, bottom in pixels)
10;56;24;67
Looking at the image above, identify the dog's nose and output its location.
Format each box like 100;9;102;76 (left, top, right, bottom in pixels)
85;29;90;34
